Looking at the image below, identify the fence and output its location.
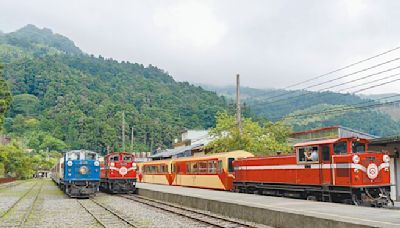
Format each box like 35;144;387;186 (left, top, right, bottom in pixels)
0;177;16;184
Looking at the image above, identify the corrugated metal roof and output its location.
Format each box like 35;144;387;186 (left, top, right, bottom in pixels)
294;138;340;147
150;143;203;158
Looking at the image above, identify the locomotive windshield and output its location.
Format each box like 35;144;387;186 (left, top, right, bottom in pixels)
123;155;133;161
334;142;347;154
66;152;80;160
84;152;97;160
352;142;366;153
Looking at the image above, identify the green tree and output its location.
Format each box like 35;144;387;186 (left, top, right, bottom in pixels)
0;64;12;132
207;112;291;155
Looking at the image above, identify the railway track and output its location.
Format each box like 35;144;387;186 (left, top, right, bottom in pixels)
119;194;258;228
0;180;24;191
0;180;44;227
77;198;138;228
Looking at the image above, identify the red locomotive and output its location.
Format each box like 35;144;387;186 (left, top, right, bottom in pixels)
100;152;137;193
233;137;392;206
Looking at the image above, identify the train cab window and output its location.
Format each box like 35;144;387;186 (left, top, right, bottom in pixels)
228;158;235;173
110;156;119;161
84;152;97;160
123;155;133;161
67;152;80;160
352;142;366;153
298;146;319;163
321;145;330;161
334;142;348;155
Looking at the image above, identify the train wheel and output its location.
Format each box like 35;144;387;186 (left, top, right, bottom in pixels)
352;194;362;206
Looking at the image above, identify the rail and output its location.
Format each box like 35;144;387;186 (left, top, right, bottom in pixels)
77;198;138;227
119;194;257;228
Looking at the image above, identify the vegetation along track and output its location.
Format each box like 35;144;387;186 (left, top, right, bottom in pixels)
119;194;257;228
77;198;138;228
0;181;24;191
0;180;44;227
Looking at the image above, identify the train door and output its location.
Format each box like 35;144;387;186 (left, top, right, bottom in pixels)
320;144;332;185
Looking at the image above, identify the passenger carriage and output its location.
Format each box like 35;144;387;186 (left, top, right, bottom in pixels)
171;151;254;190
137;151;254;190
137;160;173;185
100;152;137;193
233;138;392;206
51;150;100;198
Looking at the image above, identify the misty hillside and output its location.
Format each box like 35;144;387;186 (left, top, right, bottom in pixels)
200;85;400;136
0;25;227;152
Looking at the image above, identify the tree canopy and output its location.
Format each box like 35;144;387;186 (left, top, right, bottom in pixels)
207;112;291;155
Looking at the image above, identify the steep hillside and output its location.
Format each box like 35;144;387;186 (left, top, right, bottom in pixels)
0;25;227;152
202;85;400;136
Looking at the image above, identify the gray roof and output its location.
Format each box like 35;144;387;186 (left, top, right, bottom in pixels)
150;143;203;158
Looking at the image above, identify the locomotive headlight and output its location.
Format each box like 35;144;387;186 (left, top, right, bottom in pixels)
110;162;115;167
352;155;360;164
383;155;390;163
67;160;73;166
94;161;100;166
79;166;88;174
132;163;137;170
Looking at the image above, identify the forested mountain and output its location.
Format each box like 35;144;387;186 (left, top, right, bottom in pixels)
0;25;227;153
201;85;400;136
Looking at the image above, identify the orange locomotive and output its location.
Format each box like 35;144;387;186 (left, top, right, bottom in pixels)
233;138;392;206
100;152;137;193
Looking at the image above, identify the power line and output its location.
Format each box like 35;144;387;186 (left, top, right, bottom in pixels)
258;48;400;102
338;72;400;92
256;64;400;107
284;46;400;89
274;94;400;121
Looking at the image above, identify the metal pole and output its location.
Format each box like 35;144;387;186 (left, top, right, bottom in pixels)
236;74;242;133
131;126;134;152
122;111;125;152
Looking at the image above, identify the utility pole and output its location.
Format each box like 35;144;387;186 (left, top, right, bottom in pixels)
122;111;125;152
131;126;134;152
236;74;242;133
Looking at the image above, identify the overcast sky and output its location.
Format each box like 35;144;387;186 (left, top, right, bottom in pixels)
1;0;400;94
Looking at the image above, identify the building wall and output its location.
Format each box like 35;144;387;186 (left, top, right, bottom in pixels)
182;130;209;142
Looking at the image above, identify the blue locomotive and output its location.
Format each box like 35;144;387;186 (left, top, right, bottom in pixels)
51;150;100;198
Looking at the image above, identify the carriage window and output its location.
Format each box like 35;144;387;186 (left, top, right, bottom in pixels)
192;162;199;173
321;145;330;161
352;142;366;153
334;142;348;154
228;158;235;173
208;161;217;174
298;146;319;162
199;161;208;173
217;160;223;173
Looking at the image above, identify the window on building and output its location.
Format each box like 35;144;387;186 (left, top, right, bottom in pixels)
334;142;348;155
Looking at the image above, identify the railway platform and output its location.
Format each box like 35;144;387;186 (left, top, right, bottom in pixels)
137;183;400;228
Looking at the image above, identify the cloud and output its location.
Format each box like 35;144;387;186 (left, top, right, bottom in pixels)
1;0;400;94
